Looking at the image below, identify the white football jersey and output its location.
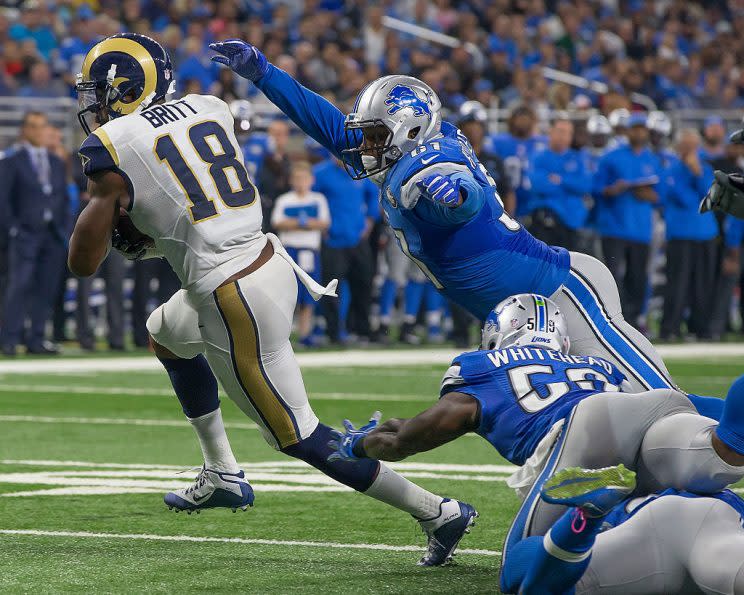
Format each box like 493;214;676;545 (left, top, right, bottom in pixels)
79;94;265;299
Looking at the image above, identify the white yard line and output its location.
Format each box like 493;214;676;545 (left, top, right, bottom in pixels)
0;384;434;402
0;415;259;430
0;529;501;557
0;343;741;375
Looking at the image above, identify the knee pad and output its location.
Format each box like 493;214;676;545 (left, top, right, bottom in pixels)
282;423;380;493
640;413;744;493
146;290;204;359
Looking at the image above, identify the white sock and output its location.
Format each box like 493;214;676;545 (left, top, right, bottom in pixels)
363;462;445;521
187;408;240;473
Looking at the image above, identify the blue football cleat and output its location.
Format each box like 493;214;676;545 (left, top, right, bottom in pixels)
541;464;636;517
418;499;478;566
164;466;255;513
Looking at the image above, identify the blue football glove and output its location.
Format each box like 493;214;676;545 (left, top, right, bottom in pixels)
416;174;462;206
327;411;381;462
209;39;268;82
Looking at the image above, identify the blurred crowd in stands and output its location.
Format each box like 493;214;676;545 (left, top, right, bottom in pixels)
1;0;744;353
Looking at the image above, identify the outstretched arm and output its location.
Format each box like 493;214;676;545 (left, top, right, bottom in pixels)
210;40;356;159
356;393;480;461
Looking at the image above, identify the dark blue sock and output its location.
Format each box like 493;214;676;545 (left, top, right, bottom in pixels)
687;393;724;421
520;508;601;594
158;354;219;419
282;423;380;492
718;375;744;454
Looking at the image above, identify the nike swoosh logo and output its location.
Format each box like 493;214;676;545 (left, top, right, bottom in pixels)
421;155;437;165
192;492;209;502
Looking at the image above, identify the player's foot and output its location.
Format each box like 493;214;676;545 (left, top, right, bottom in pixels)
417;499;478;566
400;322;421;345
164;465;255;513
541;464;636;517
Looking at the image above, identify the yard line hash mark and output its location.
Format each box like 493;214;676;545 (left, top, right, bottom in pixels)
0;529;502;557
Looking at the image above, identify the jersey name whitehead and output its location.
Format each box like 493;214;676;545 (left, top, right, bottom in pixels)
486;347;615;375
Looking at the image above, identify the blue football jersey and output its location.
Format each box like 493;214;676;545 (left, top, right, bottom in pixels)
441;347;627;466
380;123;569;320
255;66;569;319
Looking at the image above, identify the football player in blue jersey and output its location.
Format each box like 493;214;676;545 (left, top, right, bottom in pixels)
209;40;680;395
328;294;744;554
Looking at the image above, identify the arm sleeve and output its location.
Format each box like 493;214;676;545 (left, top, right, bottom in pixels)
254;64;358;159
78;132;119;177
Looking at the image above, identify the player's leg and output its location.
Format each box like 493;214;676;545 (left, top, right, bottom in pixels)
552;250;676;392
578;494;744;594
401;264;426;344
146;290;251;512
500;464;636;594
424;282;444;342
526;388;695;536
199;252;477;564
639;374;744;494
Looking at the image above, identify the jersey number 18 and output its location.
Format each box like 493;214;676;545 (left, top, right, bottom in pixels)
154;120;256;223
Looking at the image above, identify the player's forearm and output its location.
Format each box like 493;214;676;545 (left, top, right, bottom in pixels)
357;430;418;462
68;227;110;277
255;64;349;159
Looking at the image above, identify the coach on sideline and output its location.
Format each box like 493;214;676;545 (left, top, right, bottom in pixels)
527;116;592;251
0;111;70;355
593;112;663;327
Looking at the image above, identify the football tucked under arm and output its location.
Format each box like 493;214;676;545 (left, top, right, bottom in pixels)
112;209;160;260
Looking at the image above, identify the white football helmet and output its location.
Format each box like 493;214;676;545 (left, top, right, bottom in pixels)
647;110;672;137
481;294;570;354
342;75;442;180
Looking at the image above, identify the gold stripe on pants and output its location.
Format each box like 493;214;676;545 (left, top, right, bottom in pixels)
214;281;300;448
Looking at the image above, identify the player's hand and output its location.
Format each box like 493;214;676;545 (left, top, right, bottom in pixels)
416;174;462;207
111;228;148;260
700;170;744;220
209;40;268;82
327;411;381;462
297;211;309;229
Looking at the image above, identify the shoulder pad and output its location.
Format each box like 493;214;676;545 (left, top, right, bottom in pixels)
78;128;119;177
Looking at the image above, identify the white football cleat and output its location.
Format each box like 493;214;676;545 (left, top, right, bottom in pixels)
164;465;255;513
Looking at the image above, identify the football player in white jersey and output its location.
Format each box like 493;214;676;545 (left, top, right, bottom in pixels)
68;33;477;566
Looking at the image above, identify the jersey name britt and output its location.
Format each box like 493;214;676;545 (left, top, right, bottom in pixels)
141;100;199;129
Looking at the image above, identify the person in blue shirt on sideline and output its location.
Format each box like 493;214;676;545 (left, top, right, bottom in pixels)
209;39;680;393
311;157;379;344
660;129;717;340
488;105;546;217
527;116;592;252
594;112;663;326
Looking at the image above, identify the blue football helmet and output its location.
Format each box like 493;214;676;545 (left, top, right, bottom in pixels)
75;33;175;135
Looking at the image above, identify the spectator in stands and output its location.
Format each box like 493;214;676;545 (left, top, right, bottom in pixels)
594;112;662;327
271;161;331;347
660;129;717;340
0;112;70;355
256;118;292;229
18;61;66;98
312;157;378;345
528;116;592;251
8;1;56;60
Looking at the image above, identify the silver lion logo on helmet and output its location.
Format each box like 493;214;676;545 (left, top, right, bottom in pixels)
384;85;431;117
